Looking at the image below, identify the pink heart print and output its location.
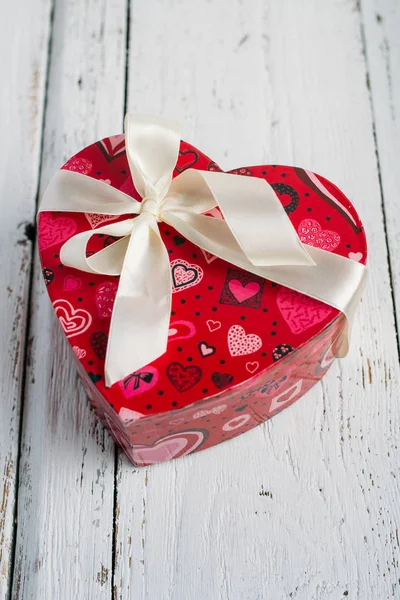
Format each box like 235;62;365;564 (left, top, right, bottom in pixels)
38;213;77;251
73;346;86;359
63;157;93;175
53;299;92;338
297;219;340;252
228;325;262;356
277;288;333;334
95;281;118;319
118;408;144;423
199;342;215;357
200;249;218;264
349;252;363;262
246;361;259;373
228;280;260;303
130;431;205;466
85;213;119;229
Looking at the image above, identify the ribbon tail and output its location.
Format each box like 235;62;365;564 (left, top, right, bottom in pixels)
104;215;172;387
330;259;368;358
39;170;141;215
165;211;368;357
164;211;260;271
169;169;314;266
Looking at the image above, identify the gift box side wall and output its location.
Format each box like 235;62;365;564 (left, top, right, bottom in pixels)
75;315;344;466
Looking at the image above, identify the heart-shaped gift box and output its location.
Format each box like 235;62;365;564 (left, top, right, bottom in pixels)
38;117;367;466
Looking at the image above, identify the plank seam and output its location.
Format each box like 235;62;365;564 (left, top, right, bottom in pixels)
112;1;131;598
7;1;56;598
358;0;400;359
123;0;132;117
111;447;119;600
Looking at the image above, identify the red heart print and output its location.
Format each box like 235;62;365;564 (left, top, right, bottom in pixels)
167;362;202;392
63;275;82;291
38;213;77;251
211;372;234;389
95;281;118;319
277;288;333;334
246;361;259;374
298;219;340;252
97;134;126;161
90;331;108;360
207;320;221;332
228;280;261;303
228;325;262;356
53;299;92;338
175;149;199;172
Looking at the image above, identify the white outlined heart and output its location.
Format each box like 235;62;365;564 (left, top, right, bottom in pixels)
53;299;92;338
269;380;303;414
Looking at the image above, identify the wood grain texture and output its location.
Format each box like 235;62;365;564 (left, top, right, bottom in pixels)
112;1;400;599
9;1;127;599
360;0;400;328
0;0;399;598
0;1;52;597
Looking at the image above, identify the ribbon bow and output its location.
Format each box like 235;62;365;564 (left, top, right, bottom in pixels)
40;114;367;387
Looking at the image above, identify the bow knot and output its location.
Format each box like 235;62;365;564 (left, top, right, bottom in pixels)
40;113;367;387
140;196;162;220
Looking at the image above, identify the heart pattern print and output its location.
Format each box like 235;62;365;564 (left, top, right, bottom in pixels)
63;157;92;174
298;219;340;251
220;268;264;309
53;299;92;338
171;259;203;292
130;430;208;466
95;281;118;319
167;362;202;392
277;288;333;334
38;213;77;251
39;130;367;466
228;280;260;303
228;325;262;357
85;213;119;229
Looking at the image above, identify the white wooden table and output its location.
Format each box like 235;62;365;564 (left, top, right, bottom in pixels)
1;1;399;598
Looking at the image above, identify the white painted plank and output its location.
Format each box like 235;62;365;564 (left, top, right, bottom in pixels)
361;0;400;328
114;1;400;599
11;1;127;599
0;1;52;597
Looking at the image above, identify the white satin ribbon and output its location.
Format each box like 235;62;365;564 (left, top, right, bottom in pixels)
40;114;367;387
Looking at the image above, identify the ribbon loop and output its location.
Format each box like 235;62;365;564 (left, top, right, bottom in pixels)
39;113;367;387
124;113;181;201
